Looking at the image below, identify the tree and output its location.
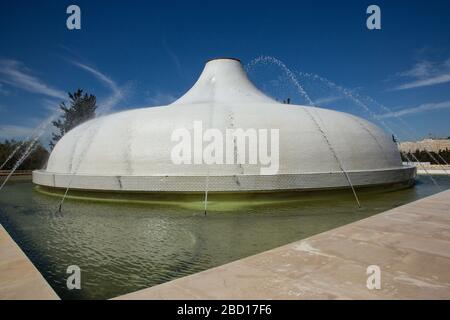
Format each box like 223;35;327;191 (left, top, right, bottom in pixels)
50;89;97;149
0;139;49;170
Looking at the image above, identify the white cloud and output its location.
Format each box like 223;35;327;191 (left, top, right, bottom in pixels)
100;88;127;113
0;83;10;96
313;95;342;105
68;60;126;114
397;60;434;78
0;59;66;99
70;60;118;91
145;91;177;106
0;124;34;139
162;36;184;79
0;58;127;147
394;74;450;90
392;58;450;91
378;100;450;118
40;98;62;113
0;95;61;144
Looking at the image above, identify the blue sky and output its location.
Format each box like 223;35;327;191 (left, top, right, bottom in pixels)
1;0;450;145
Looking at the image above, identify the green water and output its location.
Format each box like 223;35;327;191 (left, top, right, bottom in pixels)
0;176;448;299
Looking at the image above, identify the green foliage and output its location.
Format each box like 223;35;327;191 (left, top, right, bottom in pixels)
401;148;450;164
0;139;49;170
50;89;97;149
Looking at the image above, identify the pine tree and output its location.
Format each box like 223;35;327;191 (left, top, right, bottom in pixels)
50;89;97;149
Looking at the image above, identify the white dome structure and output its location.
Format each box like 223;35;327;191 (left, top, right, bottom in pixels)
33;58;415;193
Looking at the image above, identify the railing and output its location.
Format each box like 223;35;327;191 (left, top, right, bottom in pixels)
0;170;33;176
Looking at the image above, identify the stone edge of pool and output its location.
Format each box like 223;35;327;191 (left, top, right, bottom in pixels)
113;189;450;300
0;224;59;300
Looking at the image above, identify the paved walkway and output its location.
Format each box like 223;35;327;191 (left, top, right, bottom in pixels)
0;224;59;300
417;169;449;175
115;189;450;299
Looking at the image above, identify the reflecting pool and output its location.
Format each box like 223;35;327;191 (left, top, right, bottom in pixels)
0;175;448;299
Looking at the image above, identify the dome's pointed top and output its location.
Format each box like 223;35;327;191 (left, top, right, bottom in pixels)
171;58;276;105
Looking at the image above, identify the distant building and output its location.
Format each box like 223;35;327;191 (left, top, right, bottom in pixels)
399;139;450;153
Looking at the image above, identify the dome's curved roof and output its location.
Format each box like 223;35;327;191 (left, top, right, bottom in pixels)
35;58;415;192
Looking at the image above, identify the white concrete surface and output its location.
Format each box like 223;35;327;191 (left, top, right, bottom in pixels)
33;167;415;192
35;58;413;191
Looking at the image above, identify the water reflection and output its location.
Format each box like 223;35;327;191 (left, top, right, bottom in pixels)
0;176;448;299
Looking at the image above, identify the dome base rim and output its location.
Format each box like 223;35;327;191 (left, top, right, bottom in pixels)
33;166;416;193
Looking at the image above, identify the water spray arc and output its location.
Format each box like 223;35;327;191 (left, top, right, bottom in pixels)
247;58;443;189
350;93;449;174
297;70;445;187
0;114;59;191
0;128;39;171
247;56;361;207
56;119;103;212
